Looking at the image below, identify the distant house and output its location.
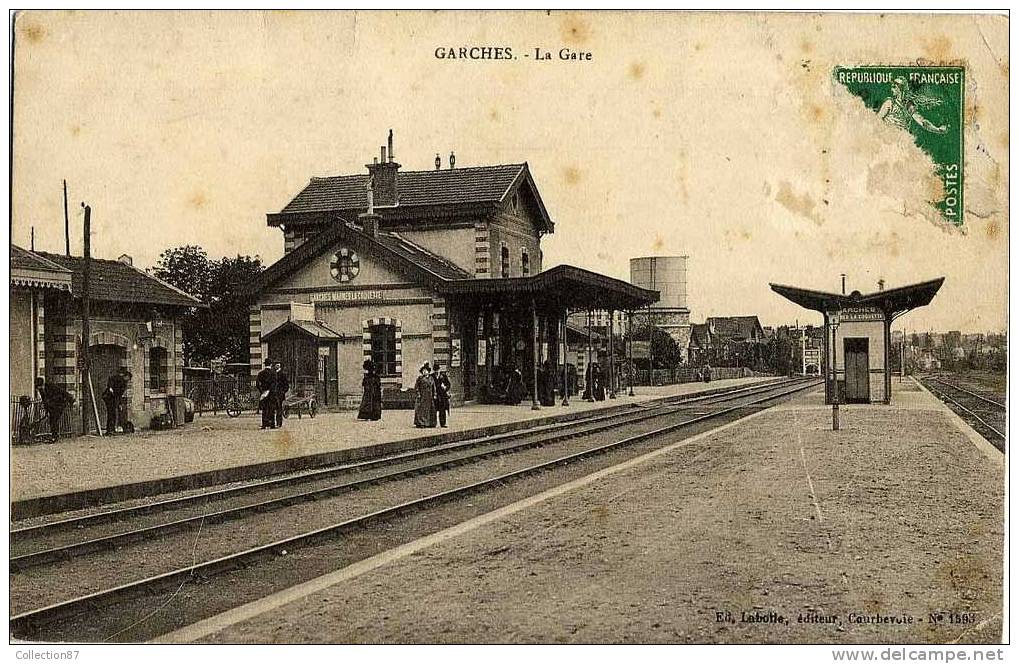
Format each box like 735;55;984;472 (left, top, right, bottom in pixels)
688;323;712;365
10;245;202;436
688;316;765;366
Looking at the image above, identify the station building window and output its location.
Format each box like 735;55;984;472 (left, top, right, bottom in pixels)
149;346;169;393
521;250;530;276
501;245;510;278
370;324;399;376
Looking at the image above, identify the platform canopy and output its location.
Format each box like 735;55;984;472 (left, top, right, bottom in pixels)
769;277;945;319
438;264;659;312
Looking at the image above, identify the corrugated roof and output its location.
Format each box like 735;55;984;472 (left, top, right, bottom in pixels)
35;251;202;308
281;164;526;214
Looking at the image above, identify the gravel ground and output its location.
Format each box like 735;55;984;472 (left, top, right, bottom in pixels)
12;378;773;501
198;383;1003;645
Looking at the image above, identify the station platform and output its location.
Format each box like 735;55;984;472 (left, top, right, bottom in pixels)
172;378;1004;645
11;376;775;517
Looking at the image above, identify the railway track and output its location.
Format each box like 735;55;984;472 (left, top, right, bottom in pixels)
921;375;1006;452
11;377;793;559
10;377;820;642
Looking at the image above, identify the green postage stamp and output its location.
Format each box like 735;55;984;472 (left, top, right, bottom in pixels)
834;65;965;226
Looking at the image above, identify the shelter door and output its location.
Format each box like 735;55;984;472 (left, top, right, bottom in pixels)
843;337;870;404
318;343;338;406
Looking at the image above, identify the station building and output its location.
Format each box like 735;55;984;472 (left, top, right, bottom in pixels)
770;278;944;404
250;134;658;408
10;245;200;434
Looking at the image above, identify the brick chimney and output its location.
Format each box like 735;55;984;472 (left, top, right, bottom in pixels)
358;211;380;238
366;129;400;207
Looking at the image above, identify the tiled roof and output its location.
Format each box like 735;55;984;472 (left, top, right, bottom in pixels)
34;251;202;308
706;316;764;340
689;323;710;347
10;245;74;291
12;245;71;273
280;164;527;214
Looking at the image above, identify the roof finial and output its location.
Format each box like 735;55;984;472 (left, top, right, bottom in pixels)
449;151;456;169
435;153;441;170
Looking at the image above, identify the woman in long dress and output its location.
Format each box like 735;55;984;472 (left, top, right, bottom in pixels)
357;360;383;421
413;363;437;427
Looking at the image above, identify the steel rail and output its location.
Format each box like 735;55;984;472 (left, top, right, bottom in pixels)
929;376;1006;410
9;379;820;636
924;380;1006;442
11;377;794;540
10;378;811;570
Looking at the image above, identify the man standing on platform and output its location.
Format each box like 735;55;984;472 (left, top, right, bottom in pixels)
434;365;451;428
103;368;129;433
256;359;276;429
272;360;290;428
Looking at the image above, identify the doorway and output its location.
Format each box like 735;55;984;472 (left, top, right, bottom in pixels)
843;337;870;403
89;343;127;430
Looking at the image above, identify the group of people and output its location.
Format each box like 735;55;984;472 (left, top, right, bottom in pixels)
412;362;452;428
355;359;451;428
255;359;291;429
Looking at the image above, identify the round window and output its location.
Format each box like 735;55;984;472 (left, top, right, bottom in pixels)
330;248;360;283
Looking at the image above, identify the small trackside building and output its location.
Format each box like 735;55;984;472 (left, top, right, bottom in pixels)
10;245;202;435
770;278;945;404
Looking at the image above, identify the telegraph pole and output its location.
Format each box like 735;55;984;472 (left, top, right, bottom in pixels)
80;202;101;436
63;180;71;256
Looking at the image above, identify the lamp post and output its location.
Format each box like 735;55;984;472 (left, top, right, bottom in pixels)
830;311;840;431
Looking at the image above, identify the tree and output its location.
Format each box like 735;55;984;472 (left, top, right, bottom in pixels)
627;324;683;370
153;246;264;365
153;245;213;301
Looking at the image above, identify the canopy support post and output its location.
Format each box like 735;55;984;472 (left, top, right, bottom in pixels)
627;310;634;396
561;308;570;406
531;299;540;410
585;309;593;401
608;308;616;398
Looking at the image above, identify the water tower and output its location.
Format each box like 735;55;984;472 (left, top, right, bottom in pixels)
630;256;692;361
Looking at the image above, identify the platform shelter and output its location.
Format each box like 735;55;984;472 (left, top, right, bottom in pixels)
770;278;944;404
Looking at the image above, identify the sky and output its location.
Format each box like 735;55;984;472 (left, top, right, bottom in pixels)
11;11;1009;333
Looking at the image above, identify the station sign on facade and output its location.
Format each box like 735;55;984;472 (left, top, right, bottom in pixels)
835;306;885;323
